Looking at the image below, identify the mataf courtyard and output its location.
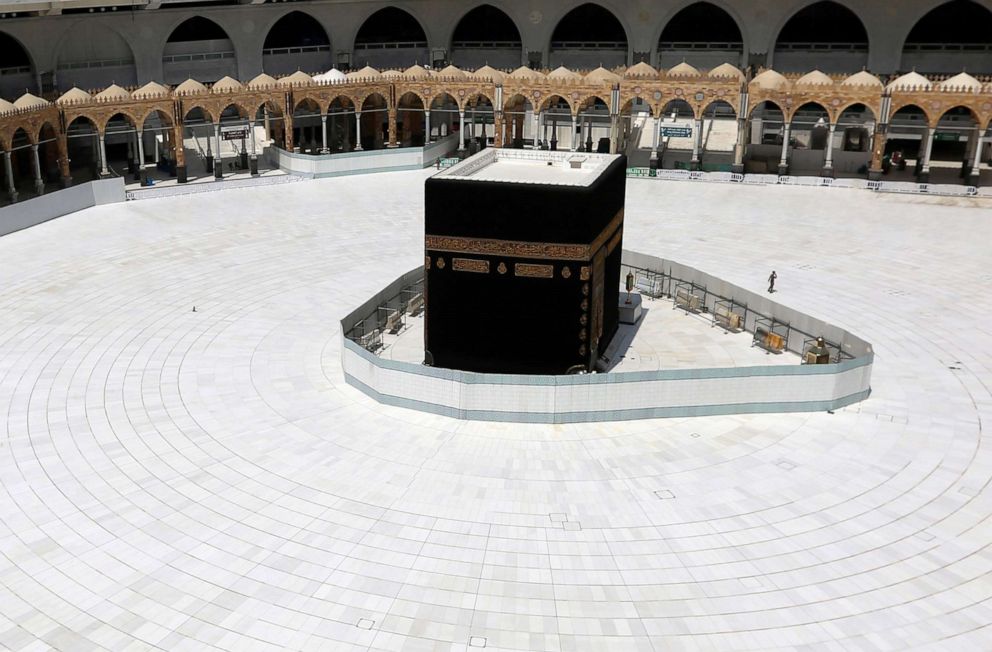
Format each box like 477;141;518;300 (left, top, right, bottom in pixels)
1;173;990;651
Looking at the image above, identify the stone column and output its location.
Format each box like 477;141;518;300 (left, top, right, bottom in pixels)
459;111;466;151
320;114;329;154
353;111;362;151
57;133;71;188
532;110;540;149
263;106;271;137
424;110;431;143
493;111;504;148
214;124;223;180
388;107;397;148
31;143;43;195
249;120;259;176
175;123;187;183
918;127;935;183
778;124;791;176
98;132;109;178
690;118;703;170
732;116;747;174
570;116;577;151
868;125;887;180
4;151;17;203
822;123;836;177
542;112;548;144
969;130;983;186
136;130;145;168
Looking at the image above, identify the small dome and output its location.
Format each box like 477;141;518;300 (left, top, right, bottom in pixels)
14;92;49;109
95;84;131;101
438;65;466;79
584;66;621;83
314;68;347;83
667;62;700;77
624;61;658;79
57;87;92;104
347;65;381;79
842;70;883;88
751;69;790;91
379;69;402;79
548;65;581;80
708;62;744;81
886;71;932;91
471;65;505;83
795;70;834;86
509;66;542;80
211;76;243;92
133;81;170;98
402;64;431;78
278;70;313;86
938;72;982;91
247;73;278;89
0;98;16;114
174;78;208;95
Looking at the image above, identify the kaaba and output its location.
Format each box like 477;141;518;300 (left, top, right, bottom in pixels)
424;149;627;375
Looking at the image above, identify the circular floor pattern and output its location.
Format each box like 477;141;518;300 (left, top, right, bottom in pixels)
1;172;990;651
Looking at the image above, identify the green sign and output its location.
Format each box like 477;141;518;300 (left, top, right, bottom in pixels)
934;132;959;142
626;167;653;177
661;126;692;138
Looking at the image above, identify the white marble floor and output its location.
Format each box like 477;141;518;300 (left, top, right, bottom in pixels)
381;298;800;371
1;172;991;651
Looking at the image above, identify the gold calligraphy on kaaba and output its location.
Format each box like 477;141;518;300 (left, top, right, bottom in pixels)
514;263;554;278
426;209;624;262
452;258;490;273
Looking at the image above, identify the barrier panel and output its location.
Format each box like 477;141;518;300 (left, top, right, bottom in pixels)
627;168;983;198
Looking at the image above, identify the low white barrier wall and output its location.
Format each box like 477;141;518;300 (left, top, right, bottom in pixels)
626;168;981;197
340;252;873;423
0;178;125;237
270;134;459;178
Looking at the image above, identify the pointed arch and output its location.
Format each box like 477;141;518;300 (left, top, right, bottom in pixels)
901;1;992;73
262;11;332;77
0;31;35;99
354;7;429;69
773;1;869;72
163;17;237;84
549;3;629;69
657;2;744;68
450;4;523;69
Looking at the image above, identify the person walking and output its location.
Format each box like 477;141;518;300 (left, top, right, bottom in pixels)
768;270;777;293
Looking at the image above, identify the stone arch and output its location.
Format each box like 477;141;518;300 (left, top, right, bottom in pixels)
354;7;429;69
902;0;992;74
747;99;786;119
575;94;612;114
787;101;831;124
661;97;696;120
396;92;426;147
836;101;877;122
429;91;460;111
63;111;104;135
182;104;216;125
102;109;140;133
137;105;175;129
262;10;332;77
449;4;523;69
772;1;869;72
55;21;137;90
65;115;102;181
536;94;573;115
0;31;36;100
292;95;326;115
359;92;389;150
163;16;238;85
549;2;629;69
701;99;737;119
656;1;745;68
889;102;933;126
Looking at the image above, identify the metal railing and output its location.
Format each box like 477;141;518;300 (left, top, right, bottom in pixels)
163;51;235;63
262;45;331;56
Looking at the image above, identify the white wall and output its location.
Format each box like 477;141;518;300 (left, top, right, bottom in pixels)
0;178;125;237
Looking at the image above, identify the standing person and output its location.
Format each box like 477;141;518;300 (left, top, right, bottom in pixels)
768;270;777;293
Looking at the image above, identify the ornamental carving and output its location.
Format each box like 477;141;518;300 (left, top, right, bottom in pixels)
452;258;490;273
497;262;507;274
561;266;571;279
580;266;591;281
426;235;590;261
515;263;554;278
436;257;445;269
